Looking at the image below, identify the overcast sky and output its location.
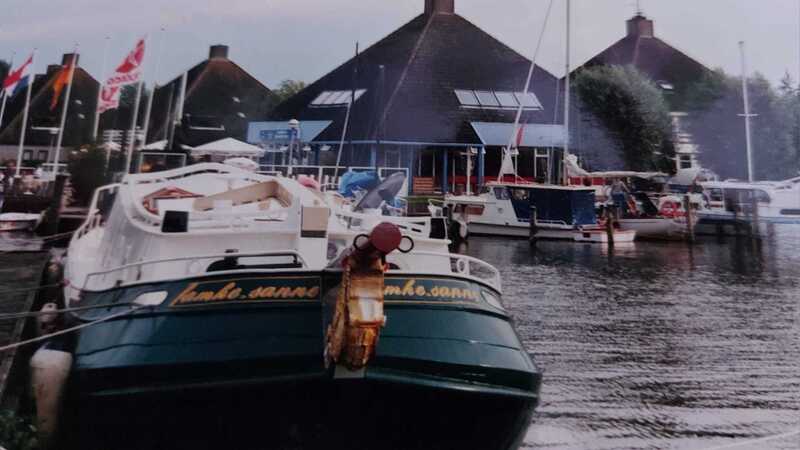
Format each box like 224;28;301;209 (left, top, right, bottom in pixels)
1;0;799;88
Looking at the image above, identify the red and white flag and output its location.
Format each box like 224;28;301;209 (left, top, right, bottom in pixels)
98;39;145;113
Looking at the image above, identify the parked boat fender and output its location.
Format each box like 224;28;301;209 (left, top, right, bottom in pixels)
30;347;72;446
325;222;404;370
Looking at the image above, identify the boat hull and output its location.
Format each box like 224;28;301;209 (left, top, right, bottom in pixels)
468;221;576;240
617;218;689;241
60;272;541;450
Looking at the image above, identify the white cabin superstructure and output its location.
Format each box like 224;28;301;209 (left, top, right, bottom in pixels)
65;163;499;304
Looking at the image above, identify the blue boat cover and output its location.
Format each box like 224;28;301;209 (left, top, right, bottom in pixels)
338;171;381;198
510;187;597;226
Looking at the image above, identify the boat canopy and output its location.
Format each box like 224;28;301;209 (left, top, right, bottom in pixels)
192;138;265;158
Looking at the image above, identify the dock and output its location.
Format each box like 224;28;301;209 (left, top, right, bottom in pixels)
0;252;50;408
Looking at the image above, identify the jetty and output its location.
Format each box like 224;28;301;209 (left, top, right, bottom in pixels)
0;252;49;409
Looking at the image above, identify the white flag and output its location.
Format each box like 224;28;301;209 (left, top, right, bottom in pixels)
98;39;145;113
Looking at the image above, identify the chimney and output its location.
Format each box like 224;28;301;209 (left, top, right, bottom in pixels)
62;53;79;66
209;45;229;60
425;0;455;15
47;65;61;76
626;14;654;38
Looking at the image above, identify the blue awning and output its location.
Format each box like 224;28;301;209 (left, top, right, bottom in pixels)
247;121;333;144
470;122;566;148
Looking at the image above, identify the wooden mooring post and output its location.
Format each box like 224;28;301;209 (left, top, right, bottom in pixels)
529;206;538;245
605;206;616;248
750;194;760;238
683;195;695;243
40;175;68;236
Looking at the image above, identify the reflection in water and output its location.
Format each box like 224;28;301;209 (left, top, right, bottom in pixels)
463;226;800;449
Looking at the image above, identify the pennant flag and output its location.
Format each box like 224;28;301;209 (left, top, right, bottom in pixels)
98;39;145;113
2;54;33;98
50;57;76;111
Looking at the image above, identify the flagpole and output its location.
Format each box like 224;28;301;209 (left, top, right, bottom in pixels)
0;52;16;131
54;46;79;175
92;36;111;143
125;36;148;173
141;27;165;146
15;51;35;178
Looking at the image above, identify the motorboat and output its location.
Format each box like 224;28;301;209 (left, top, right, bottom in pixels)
38;163;541;449
0;212;42;232
439;182;636;243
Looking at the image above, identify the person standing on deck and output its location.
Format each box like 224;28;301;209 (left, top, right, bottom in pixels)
608;179;630;215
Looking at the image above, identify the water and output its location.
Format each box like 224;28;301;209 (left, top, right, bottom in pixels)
2;230;798;449
461;227;800;450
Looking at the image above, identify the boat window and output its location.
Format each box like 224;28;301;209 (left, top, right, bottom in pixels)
780;209;800;215
493;187;509;200
754;190;771;203
709;188;724;203
511;189;529;201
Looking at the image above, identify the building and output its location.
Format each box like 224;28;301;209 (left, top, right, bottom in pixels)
255;0;565;194
0;53;99;166
570;13;713;172
143;45;276;150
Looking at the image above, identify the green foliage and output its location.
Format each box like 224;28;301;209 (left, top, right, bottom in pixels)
0;410;38;450
685;69;800;180
68;146;109;205
574;65;675;172
273;79;307;104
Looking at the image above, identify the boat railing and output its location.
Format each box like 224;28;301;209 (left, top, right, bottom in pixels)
257;165;410;197
81;250;308;292
393;251;502;292
332;209;433;237
73;184;120;241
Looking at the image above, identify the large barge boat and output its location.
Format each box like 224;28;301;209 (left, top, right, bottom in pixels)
40;163;541;449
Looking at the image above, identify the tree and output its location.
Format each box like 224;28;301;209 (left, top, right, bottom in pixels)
273;79;306;104
67;146;109;205
574;65;675;172
685;69;800;180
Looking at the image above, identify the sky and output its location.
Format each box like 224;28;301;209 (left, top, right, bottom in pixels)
1;0;799;89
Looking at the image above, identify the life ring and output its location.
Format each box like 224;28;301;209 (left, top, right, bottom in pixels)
659;200;685;219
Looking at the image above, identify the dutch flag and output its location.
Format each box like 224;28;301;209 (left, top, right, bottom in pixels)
2;54;33;98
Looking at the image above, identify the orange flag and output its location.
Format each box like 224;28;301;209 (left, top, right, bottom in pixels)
50;59;75;111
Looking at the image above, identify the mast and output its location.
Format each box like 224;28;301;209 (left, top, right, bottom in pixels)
91;36;110;142
54;47;78;176
0;52;15;132
15;51;34;178
142;27;165;146
739;41;755;182
334;42;359;180
563;0;571;184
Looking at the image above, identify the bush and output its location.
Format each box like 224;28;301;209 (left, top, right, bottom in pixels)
0;410;38;450
67;146;108;205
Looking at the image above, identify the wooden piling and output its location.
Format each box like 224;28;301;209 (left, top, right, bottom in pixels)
605;206;615;247
529;206;538;245
750;194;760;238
40;175;67;236
683;195;695;243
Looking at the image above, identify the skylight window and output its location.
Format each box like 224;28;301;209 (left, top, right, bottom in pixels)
475;91;500;107
454;90;479;106
495;92;519;108
310;89;367;107
455;90;542;111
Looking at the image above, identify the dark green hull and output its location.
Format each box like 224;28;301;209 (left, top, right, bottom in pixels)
61;271;541;449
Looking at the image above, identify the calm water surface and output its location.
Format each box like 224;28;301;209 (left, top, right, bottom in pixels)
463;226;800;450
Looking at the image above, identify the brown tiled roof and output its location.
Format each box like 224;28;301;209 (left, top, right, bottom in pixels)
0;65;99;147
147;54;275;147
270;11;560;145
